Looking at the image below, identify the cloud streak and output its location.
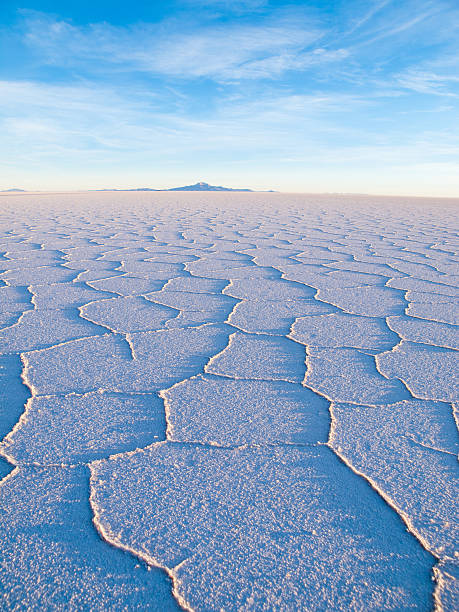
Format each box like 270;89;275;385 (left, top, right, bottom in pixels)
396;70;459;96
20;9;333;81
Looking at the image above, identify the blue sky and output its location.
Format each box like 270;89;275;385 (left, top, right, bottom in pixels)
1;0;458;194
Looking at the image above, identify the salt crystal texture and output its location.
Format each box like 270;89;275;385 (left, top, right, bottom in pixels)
0;191;457;610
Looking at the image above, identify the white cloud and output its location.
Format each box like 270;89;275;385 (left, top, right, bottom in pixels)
0;79;365;163
343;0;459;54
345;0;393;35
18;10;346;81
396;70;459;96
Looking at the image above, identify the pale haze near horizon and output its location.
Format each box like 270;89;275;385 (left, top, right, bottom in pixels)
1;0;459;196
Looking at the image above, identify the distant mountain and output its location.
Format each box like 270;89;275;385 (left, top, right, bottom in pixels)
94;182;263;192
168;182;252;192
1;188;26;192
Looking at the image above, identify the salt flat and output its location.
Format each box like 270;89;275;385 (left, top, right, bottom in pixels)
0;191;457;611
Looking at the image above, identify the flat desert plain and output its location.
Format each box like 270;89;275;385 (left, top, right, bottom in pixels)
0;192;457;610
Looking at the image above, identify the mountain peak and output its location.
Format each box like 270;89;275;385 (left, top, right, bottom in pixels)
168;181;252;192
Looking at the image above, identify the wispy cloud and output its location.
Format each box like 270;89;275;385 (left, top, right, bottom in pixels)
19;9;336;81
396;70;459;96
15;2;459;86
0;79;364;157
4;76;453;169
341;0;459;56
345;0;393;36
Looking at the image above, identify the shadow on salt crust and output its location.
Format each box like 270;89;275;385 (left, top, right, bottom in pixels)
91;444;434;611
0;467;179;610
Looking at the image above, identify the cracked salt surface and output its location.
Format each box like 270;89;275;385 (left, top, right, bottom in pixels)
0;191;457;611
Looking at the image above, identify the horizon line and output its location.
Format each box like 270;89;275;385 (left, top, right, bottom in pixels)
1;189;459;200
